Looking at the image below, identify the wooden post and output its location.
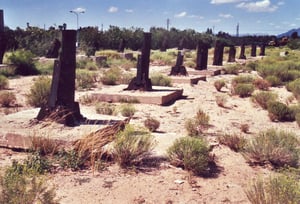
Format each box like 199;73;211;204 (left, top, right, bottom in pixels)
125;32;152;91
228;45;236;62
169;51;187;76
212;40;224;66
0;10;6;64
251;44;257;57
259;44;266;56
239;44;246;59
195;40;209;70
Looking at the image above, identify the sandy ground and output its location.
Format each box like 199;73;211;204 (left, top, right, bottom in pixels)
0;62;299;204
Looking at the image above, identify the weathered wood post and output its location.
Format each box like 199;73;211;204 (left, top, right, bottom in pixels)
118;39;126;53
259;44;266;56
195;40;209;70
160;37;168;52
212;40;224;66
239;44;246;59
37;30;84;126
169;50;187;75
0;10;6;64
227;45;236;63
251;44;257;57
46;38;61;58
125;32;152;91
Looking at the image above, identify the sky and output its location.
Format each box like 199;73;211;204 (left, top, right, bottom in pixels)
1;0;300;35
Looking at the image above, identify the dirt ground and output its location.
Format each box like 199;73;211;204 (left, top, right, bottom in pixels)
0;61;299;204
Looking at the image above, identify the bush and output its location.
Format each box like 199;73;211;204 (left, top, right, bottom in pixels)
150;73;172;87
214;79;226;92
113;125;155;167
183;60;196;68
0;91;16;107
167;137;211;176
7;50;39;75
144;117;160;132
246;175;300;204
215;94;227;108
57;149;86;171
252;91;278;109
96;50;121;59
224;64;242;75
150;51;174;66
0;75;9;90
232;75;254;86
253;78;270;91
234;83;255;97
30;136;61;156
265;75;282;87
218;133;246;152
26;76;51;107
286;79;300;101
119;103;136;117
76;69;98;90
95;102;116;115
185;109;210;136
244;129;300;167
100;67;122;85
267;101;295;122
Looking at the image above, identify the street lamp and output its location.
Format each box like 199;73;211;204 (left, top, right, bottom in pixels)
70;10;85;47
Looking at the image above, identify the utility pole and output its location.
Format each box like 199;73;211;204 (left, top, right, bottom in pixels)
167;18;170;31
236;23;239;37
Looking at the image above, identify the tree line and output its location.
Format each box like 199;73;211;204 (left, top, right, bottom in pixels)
3;25;277;57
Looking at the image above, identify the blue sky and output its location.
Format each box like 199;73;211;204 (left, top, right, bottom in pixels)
2;0;300;35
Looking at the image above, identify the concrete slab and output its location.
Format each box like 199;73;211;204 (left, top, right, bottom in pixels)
91;85;183;105
187;68;221;76
170;75;206;84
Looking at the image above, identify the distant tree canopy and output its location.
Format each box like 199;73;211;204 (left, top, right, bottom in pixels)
3;25;276;57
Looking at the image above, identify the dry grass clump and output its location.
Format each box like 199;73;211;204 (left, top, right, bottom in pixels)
215;94;228;108
119;103;136;117
144;117;160;132
95;102;116;115
231;75;255;97
218;133;246;152
244;129;300;168
75;69;98;90
267;101;295;122
252;91;278;109
150;72;172;87
214;79;226;92
240;123;250;133
100;67;122;85
73;118;130;167
26;76;51;107
30;135;61;156
0;75;9;90
253;78;270;91
0;91;16;107
185;108;210;136
113;124;156;168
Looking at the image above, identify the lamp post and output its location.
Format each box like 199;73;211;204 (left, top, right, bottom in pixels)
70;10;84;47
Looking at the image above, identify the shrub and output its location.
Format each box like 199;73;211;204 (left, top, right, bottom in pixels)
35;60;54;75
78;94;98;105
76;70;98;90
96;50;121;59
214;79;226;92
26;76;51;107
224;64;241;75
119;103;136;117
253;78;270;91
232;75;254;86
0;91;16;107
252;91;278;109
150;51;174;66
57;149;85;171
267;101;295;122
150;73;172;87
167;137;211;176
234;83;255;97
244;129;300;167
218;133;246;152
0;75;9;90
185;109;210;136
95;102;116;115
7;50;39;75
246;61;259;71
144;117;160;132
30;136;61;156
0;162;58;204
286;79;300;101
183;60;196;68
265;75;282;87
100;67;122;85
246;175;300;204
113;125;155;167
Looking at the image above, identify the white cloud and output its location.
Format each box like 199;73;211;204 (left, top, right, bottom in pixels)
210;0;243;4
175;11;187;18
277;1;285;6
125;9;133;13
236;0;278;12
219;13;233;18
108;6;118;13
72;7;86;13
210;19;221;23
